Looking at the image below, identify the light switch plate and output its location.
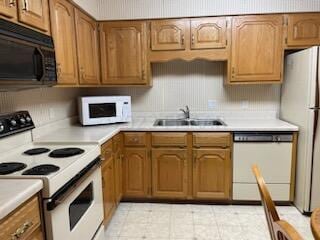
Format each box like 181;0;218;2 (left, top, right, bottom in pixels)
208;100;217;110
241;100;249;109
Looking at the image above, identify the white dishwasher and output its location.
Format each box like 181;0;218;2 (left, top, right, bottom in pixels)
233;132;293;201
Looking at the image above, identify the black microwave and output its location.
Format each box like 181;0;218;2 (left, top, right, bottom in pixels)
0;19;57;90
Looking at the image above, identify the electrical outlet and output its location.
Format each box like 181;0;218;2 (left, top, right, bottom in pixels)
208;100;217;110
241;100;249;109
49;108;55;119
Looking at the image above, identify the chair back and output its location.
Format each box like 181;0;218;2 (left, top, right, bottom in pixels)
252;165;303;240
252;164;280;240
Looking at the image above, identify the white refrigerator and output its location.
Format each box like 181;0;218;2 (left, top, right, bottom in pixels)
281;46;320;213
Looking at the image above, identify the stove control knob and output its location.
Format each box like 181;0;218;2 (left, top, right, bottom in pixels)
20;118;26;124
0;124;4;133
10;119;17;126
26;116;32;123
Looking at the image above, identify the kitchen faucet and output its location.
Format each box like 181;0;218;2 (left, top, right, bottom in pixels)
180;105;190;119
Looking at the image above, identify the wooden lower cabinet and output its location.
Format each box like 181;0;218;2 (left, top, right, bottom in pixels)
114;150;123;203
123;148;149;198
101;154;116;225
0;195;44;240
193;148;231;200
151;149;188;199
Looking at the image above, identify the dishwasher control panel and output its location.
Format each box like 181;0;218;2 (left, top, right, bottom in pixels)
234;132;293;142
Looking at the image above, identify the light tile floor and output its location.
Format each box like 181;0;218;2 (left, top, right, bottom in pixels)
104;203;313;240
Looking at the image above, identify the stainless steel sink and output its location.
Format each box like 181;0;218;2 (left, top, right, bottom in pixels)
153;119;190;126
153;119;226;127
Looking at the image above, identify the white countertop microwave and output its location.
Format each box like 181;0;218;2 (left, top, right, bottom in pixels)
78;96;132;126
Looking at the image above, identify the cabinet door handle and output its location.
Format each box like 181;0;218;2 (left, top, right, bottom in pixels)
9;0;16;7
181;34;185;46
22;0;28;11
191;34;195;45
11;220;33;240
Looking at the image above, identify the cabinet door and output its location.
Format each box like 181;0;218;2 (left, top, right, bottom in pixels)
75;9;100;85
190;17;227;49
287;13;320;47
151;19;188;50
50;0;78;85
101;157;116;225
123;148;148;198
231;15;283;83
152;149;188;198
114;150;123;203
193;149;231;200
0;0;17;19
100;21;149;85
17;0;50;32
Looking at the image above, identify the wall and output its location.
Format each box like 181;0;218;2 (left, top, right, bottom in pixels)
73;0;100;19
97;0;320;20
0;88;81;127
87;61;280;119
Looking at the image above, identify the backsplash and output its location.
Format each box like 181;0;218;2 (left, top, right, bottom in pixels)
97;0;320;20
0;88;81;127
86;61;281;119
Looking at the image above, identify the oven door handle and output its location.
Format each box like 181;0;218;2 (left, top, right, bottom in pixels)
47;157;101;211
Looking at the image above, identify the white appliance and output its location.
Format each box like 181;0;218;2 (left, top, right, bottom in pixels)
0;111;104;240
78;96;132;126
233;132;293;201
280;46;320;213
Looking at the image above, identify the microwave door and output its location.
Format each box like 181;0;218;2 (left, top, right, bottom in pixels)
0;36;43;85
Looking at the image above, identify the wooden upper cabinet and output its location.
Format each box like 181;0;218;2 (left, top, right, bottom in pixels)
286;13;320;47
193;149;231;200
190;17;227;49
17;0;50;33
123;148;149;198
230;15;283;83
151;19;188;50
100;21;149;85
152;149;188;199
49;0;78;85
0;0;17;19
75;9;100;85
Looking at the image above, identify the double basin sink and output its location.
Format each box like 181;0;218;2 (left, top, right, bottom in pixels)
153;119;226;127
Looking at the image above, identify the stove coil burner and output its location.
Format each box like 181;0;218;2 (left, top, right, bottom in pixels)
0;162;27;175
49;148;85;158
22;164;60;176
24;148;50;155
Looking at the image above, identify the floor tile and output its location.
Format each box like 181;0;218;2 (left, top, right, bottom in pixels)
215;213;241;227
194;224;221;240
170;223;194;239
119;223;150;238
105;203;312;240
218;226;244;240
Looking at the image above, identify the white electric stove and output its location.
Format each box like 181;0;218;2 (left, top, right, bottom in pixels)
0;142;100;198
0;111;104;240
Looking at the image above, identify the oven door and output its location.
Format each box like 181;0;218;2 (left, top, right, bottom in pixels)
43;165;104;240
81;98;123;125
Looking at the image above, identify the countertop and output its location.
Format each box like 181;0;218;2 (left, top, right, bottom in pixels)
35;118;299;145
0;179;43;220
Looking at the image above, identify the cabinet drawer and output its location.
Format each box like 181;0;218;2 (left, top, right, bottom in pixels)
152;133;188;147
113;134;122;151
124;133;147;146
0;195;41;240
193;133;231;148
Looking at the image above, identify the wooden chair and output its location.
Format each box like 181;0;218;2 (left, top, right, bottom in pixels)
252;165;304;240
